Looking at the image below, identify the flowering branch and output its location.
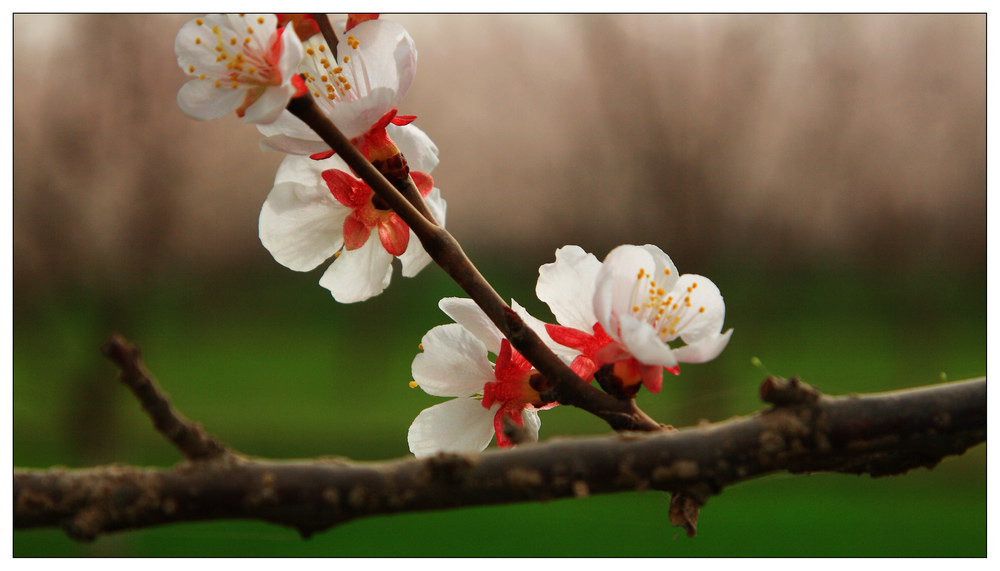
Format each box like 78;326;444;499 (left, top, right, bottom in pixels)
285;94;663;432
14;335;985;541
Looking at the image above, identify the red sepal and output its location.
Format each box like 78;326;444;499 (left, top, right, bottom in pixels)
391;115;417;126
345;14;379;32
310;150;336;161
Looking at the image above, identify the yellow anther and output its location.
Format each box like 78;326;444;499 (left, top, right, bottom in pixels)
633;305;640;312
686;286;693;293
195;18;203;25
334;251;341;258
244;37;251;44
320;75;328;82
343;55;350;63
637;268;645;279
306;48;315;55
338;75;347;83
408;380;419;388
214;80;221;88
215;45;224;52
332;66;343;73
343;83;352;90
650;281;657;287
319;58;328;65
698;307;706;313
188;65;195;73
664;269;671;275
212;25;220;34
328;93;336;99
246;26;254;34
326;84;334;92
257;16;265;24
199;74;205;79
692;282;698;288
672;304;679;310
230;37;237;45
195;37;201;44
318;44;326;52
656;288;665;296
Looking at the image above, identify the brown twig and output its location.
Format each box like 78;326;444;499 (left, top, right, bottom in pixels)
100;334;231;461
285;95;663;432
15;371;985;541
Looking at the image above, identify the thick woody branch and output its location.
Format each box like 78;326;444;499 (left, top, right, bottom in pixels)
285;95;661;432
15;374;985;541
100;334;231;461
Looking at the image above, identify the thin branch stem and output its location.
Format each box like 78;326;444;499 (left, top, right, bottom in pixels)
100;334;231;461
15;372;986;541
285;96;663;432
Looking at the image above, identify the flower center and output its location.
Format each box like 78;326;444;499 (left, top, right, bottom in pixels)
300;33;370;110
628;267;706;343
187;16;281;89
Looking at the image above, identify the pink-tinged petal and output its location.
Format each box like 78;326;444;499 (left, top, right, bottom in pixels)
388;123;439;174
673;329;734;364
594;245;657;339
408;398;497;458
640;364;664;393
318;236;393;303
438;297;503;354
412;323;495;397
377;213;410;256
618;313;678;369
537;246;601;332
176;79;246;121
399;187;445;277
275;22;305;81
322;169;370;208
342;214;371;250
258;156;349;272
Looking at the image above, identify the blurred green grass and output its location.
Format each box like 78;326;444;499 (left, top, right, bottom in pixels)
12;259;986;556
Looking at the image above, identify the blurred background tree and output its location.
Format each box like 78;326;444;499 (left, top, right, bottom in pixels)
12;14;985;556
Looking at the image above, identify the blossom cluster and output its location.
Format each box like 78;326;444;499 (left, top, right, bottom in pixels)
174;15;733;460
408;244;732;457
175;13;443;302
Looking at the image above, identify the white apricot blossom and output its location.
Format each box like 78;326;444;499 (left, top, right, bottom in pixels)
175;14;305;124
407;299;557;458
537;245;732;395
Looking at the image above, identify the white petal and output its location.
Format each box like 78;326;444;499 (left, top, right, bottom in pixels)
340;18;417;106
258;157;348;271
176;79;245;121
594;245;656;340
673;329;733;363
389;123;439;174
408;398;497;458
641;244;680;292
536;245;601;331
258;112;326;154
412;323;495;397
438;298;503;354
521;409;541;442
510;300;574;360
318;236;393;303
241;83;293;125
618;313;678;369
398;187;446;277
674;274;727;343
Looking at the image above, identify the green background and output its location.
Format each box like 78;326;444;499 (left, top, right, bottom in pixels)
13;259;986;557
